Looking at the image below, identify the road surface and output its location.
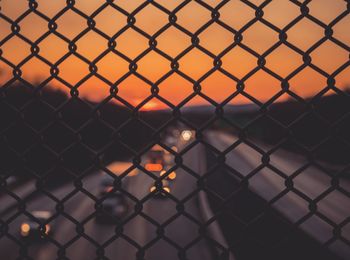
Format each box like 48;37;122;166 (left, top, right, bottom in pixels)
206;132;350;259
1;131;349;259
0;142;214;260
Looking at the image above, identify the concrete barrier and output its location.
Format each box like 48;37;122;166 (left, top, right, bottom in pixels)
196;144;236;260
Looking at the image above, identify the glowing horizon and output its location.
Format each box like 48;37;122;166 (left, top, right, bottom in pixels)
0;0;349;110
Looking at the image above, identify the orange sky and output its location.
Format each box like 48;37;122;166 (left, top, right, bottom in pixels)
0;0;349;110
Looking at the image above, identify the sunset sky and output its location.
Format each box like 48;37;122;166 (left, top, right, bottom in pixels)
0;0;349;109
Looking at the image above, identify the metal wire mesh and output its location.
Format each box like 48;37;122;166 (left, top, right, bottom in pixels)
0;0;349;259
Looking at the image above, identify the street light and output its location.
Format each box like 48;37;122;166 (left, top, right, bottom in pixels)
181;130;193;141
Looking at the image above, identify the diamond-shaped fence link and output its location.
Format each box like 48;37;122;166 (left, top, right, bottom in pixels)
0;0;349;259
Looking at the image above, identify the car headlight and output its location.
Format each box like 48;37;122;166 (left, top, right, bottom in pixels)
168;172;176;180
160;171;176;180
21;223;30;236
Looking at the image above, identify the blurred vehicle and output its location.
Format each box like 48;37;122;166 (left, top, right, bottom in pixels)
95;193;128;224
165;136;177;146
99;174;115;196
144;145;168;175
163;151;175;165
20;211;53;240
147;145;165;165
105;161;138;177
101;173;114;186
149;180;171;198
99;174;129;196
160;170;177;181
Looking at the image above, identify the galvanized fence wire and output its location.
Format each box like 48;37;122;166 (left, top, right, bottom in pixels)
0;0;350;259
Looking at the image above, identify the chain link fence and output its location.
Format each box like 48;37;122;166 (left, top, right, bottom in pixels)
0;0;350;259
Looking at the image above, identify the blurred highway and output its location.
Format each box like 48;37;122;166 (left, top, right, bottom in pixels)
1;130;349;259
0;141;214;259
206;132;350;259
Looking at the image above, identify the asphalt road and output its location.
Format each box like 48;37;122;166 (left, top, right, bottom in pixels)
0;140;214;260
1;131;349;259
206;132;350;259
